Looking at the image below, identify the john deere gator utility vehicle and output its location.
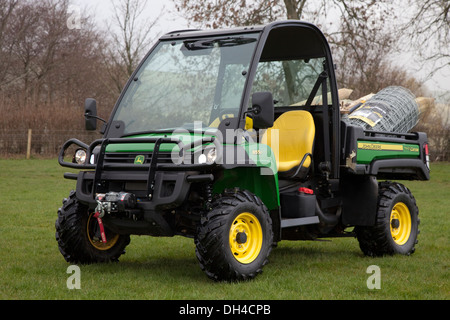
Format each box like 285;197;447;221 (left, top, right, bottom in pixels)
57;21;430;281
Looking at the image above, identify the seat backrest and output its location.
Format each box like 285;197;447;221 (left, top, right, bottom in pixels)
262;110;315;173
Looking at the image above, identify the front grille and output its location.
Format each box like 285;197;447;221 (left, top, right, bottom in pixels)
104;152;178;165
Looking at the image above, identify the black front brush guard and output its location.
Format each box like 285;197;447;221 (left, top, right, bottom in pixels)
58;136;217;200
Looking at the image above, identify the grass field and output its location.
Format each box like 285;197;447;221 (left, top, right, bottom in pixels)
0;159;448;300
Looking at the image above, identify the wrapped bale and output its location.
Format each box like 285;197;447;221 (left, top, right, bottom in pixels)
346;86;419;133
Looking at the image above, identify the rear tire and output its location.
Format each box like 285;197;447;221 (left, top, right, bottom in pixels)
55;191;130;264
195;190;273;282
356;182;419;257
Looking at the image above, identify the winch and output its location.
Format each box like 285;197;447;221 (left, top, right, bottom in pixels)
91;192;137;244
95;192;137;215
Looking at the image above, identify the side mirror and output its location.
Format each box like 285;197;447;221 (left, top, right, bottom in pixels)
84;98;97;131
250;92;274;129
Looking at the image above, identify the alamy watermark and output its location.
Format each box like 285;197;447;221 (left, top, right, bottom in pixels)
66;265;81;290
366;265;381;290
67;5;81;30
66;264;381;291
167;122;281;176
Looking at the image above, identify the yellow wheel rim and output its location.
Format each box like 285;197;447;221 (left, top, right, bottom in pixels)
229;212;263;264
390;202;411;245
87;212;119;251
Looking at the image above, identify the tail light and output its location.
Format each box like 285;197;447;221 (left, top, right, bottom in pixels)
424;143;430;170
298;187;314;194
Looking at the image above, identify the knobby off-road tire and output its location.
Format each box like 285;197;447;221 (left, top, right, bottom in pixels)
356;182;419;257
55;191;130;264
195;190;273;282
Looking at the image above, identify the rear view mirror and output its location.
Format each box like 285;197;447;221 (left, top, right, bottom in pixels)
250;92;274;129
84;98;97;131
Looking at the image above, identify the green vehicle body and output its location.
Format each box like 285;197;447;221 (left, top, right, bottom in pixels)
101;131;280;210
356;140;420;164
57;21;430;281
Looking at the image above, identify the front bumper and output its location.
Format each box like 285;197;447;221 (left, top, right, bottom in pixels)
58;137;216;236
59;136;216;204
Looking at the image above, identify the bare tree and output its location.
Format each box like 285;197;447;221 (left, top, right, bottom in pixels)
402;0;449;78
0;0;20;90
0;0;119;155
173;0;282;28
104;0;160;94
327;1;402;97
172;0;401;97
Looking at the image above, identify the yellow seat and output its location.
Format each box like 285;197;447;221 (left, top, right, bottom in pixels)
262;110;315;179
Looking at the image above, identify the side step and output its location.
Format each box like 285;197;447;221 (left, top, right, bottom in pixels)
281;216;320;228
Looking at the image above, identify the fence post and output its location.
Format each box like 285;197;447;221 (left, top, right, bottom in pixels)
27;129;32;159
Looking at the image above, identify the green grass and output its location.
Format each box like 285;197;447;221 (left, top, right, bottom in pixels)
0;159;448;300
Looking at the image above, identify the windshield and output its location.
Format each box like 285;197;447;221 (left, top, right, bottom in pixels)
112;33;259;136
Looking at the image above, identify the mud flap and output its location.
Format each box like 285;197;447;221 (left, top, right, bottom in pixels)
341;175;378;226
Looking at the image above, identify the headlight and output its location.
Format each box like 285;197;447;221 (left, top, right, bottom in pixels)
205;148;217;164
198;154;207;164
198;147;217;165
74;149;87;164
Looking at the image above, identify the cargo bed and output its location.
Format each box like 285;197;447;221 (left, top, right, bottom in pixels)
341;122;430;180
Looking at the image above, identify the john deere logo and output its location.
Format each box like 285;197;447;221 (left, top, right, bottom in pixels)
134;155;145;164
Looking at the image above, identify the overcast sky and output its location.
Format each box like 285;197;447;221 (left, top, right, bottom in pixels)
71;0;449;100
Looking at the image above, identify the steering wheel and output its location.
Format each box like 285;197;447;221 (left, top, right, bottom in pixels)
209;109;237;127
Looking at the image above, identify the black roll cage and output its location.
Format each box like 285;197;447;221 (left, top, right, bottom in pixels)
100;20;341;179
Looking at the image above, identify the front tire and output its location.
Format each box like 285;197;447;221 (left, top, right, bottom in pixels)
55;191;130;264
195;190;273;282
356;182;419;257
